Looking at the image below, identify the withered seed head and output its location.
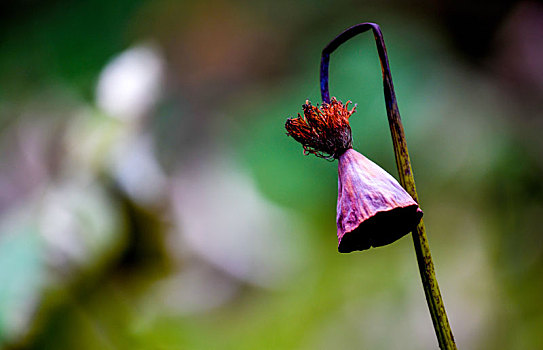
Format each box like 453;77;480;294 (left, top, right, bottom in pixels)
285;97;356;159
336;149;423;252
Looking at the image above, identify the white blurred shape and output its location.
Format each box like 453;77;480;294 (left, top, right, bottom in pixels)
111;134;168;206
144;263;239;317
96;44;164;121
39;177;123;275
171;157;303;288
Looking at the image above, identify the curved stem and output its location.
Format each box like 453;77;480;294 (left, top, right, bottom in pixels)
321;23;457;349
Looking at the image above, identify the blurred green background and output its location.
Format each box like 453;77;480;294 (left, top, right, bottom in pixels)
1;0;543;349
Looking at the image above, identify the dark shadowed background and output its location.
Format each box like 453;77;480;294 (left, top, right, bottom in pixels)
1;0;543;349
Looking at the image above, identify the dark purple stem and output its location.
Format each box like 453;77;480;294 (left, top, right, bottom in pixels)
321;23;393;106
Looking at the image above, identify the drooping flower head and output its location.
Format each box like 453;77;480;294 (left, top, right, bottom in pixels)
285;97;423;253
285;98;356;160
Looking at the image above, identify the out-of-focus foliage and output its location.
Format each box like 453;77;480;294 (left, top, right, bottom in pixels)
1;0;543;349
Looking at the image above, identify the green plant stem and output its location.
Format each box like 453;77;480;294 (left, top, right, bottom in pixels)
386;89;457;350
321;23;457;349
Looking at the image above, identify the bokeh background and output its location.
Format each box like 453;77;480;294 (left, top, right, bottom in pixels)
1;0;543;349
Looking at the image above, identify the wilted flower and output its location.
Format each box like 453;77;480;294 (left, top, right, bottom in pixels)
286;98;422;253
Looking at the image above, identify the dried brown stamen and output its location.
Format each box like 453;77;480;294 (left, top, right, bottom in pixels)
285;97;356;159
